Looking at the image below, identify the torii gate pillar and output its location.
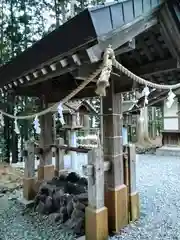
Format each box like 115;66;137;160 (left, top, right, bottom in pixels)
103;81;128;232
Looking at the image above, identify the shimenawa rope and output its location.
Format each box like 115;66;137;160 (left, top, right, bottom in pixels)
0;64;104;120
0;45;179;120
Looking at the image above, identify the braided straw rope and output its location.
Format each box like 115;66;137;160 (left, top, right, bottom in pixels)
1;45;179;120
108;46;180;90
0;64;103;120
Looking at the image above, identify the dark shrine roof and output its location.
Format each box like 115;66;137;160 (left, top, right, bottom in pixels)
0;0;164;89
124;89;169;114
63;100;97;114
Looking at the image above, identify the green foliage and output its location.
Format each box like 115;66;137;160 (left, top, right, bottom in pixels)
0;0;110;161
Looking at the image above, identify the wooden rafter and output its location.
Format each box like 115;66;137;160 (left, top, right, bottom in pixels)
147;32;164;59
132;58;178;76
138;38;153;61
159;2;180;63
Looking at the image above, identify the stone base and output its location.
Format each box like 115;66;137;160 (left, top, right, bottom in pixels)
105;184;128;233
37;166;44;180
23;177;36;200
129;192;140;222
85;206;108;240
44;165;55;181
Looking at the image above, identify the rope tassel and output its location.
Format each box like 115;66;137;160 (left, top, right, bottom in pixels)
166;90;175;108
95;45;113;96
33;115;41;134
14;106;20;134
0;112;4;127
57;102;65;125
14;120;20;134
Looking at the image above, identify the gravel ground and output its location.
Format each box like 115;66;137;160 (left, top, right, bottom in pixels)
0;197;76;240
1;154;180;240
112;154;180;240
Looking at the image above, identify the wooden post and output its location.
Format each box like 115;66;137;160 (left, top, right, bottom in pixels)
85;148;108;240
128;144;140;221
38;108;54;180
123;145;130;222
103;82;128;232
84;114;90;145
23;140;36;200
54;138;64;176
68;114;78;171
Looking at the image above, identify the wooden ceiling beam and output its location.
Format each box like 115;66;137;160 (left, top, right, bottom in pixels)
15;85;97;102
148;33;164;59
159;2;180;63
22;65;77;88
131;50;142;64
133;58;178;77
138;38;153;61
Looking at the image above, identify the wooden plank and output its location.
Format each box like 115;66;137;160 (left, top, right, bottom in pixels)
58;138;65;171
128;144;137;193
103;80;124;187
24;141;35;178
87;148;104;209
55;138;64;176
39;98;53;165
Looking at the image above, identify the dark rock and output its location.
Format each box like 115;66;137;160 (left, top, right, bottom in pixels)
66;172;80;183
33;171;88;236
64;182;86;195
0;187;8;194
45;196;54;214
66;196;74;218
73;217;85;235
36;201;46;214
72;196;86;212
77;177;88;187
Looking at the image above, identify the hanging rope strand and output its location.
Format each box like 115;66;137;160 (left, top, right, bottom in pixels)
0;64;103;120
110;50;180;90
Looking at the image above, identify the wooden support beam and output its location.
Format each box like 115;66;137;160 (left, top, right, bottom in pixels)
23;140;36;200
103;80;128;232
85;149;108;240
54;138;65;176
37;97;54;181
39;112;53;165
128;144;140;222
24;141;35;178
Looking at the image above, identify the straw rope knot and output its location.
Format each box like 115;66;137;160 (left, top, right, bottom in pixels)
95;45;114;97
